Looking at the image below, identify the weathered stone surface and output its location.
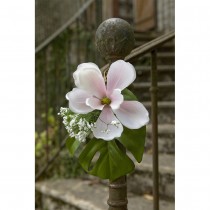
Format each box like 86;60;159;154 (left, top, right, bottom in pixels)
145;124;175;154
128;153;175;200
36;179;174;210
42;195;80;210
79;152;175;200
36;179;108;210
95;18;135;62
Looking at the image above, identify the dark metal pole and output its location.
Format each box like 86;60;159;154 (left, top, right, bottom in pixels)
95;0;102;66
76;18;81;64
44;46;50;163
150;50;159;210
95;0;102;27
95;18;135;210
107;176;128;210
107;142;127;210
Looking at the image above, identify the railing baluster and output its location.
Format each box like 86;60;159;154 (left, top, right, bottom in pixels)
150;50;159;210
44;46;50;163
76;18;81;64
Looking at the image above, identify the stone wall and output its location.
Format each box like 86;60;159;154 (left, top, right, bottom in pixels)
157;0;175;32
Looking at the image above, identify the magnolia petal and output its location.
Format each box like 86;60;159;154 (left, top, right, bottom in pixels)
86;97;104;110
107;60;136;94
77;63;101;73
77;68;106;98
73;63;101;88
113;101;149;129
92;106;123;141
66;88;93;114
109;89;124;110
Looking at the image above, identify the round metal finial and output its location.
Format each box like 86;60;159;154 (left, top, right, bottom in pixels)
95;18;135;63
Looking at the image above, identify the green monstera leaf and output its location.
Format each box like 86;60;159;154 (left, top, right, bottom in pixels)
122;88;138;101
118;126;146;163
66;137;81;157
78;138;135;181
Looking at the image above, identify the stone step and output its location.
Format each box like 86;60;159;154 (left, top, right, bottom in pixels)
142;101;175;124
136;65;175;72
137;92;174;103
147;124;175;135
136;52;175;65
135;65;175;82
36;179;174;210
145;136;175;154
135;41;174;52
128;153;175;200
143;101;175;109
133;81;175;101
134;31;174;51
145;124;175;154
133;81;175;89
83;152;175;201
136;74;174;84
136;94;175;103
140;52;175;58
134;31;160;41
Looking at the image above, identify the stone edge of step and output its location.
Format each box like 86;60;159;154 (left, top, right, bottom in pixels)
134;153;175;175
36;178;175;210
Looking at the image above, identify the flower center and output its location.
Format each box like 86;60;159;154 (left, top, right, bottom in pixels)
101;97;111;105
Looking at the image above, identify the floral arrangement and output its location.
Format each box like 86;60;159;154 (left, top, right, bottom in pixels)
59;60;149;180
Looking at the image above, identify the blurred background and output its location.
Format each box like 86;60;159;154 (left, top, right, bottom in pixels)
35;0;175;209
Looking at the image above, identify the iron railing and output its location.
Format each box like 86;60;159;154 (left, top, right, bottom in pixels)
36;26;175;210
120;30;174;210
35;0;96;53
35;0;103;181
99;29;175;210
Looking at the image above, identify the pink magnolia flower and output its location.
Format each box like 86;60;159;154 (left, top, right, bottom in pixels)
66;60;149;141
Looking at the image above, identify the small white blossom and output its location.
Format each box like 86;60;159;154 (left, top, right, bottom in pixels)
101;128;111;134
110;120;121;128
58;107;99;142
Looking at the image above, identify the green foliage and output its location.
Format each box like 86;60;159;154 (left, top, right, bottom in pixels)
122;88;138;101
35;108;57;159
118;126;146;162
78;139;135;181
35;108;85;180
66;137;81;157
57;151;85;179
35;24;103;181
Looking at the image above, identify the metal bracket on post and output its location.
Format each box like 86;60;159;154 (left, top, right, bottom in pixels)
95;18;135;210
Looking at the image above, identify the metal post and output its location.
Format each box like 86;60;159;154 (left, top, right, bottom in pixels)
95;0;102;65
44;46;50;163
95;0;102;27
107;176;128;210
76;18;80;64
95;18;135;210
150;50;159;210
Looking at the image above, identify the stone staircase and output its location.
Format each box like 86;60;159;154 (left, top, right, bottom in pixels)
35;31;175;210
130;31;175;202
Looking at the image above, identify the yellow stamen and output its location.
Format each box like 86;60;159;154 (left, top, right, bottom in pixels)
101;97;111;105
